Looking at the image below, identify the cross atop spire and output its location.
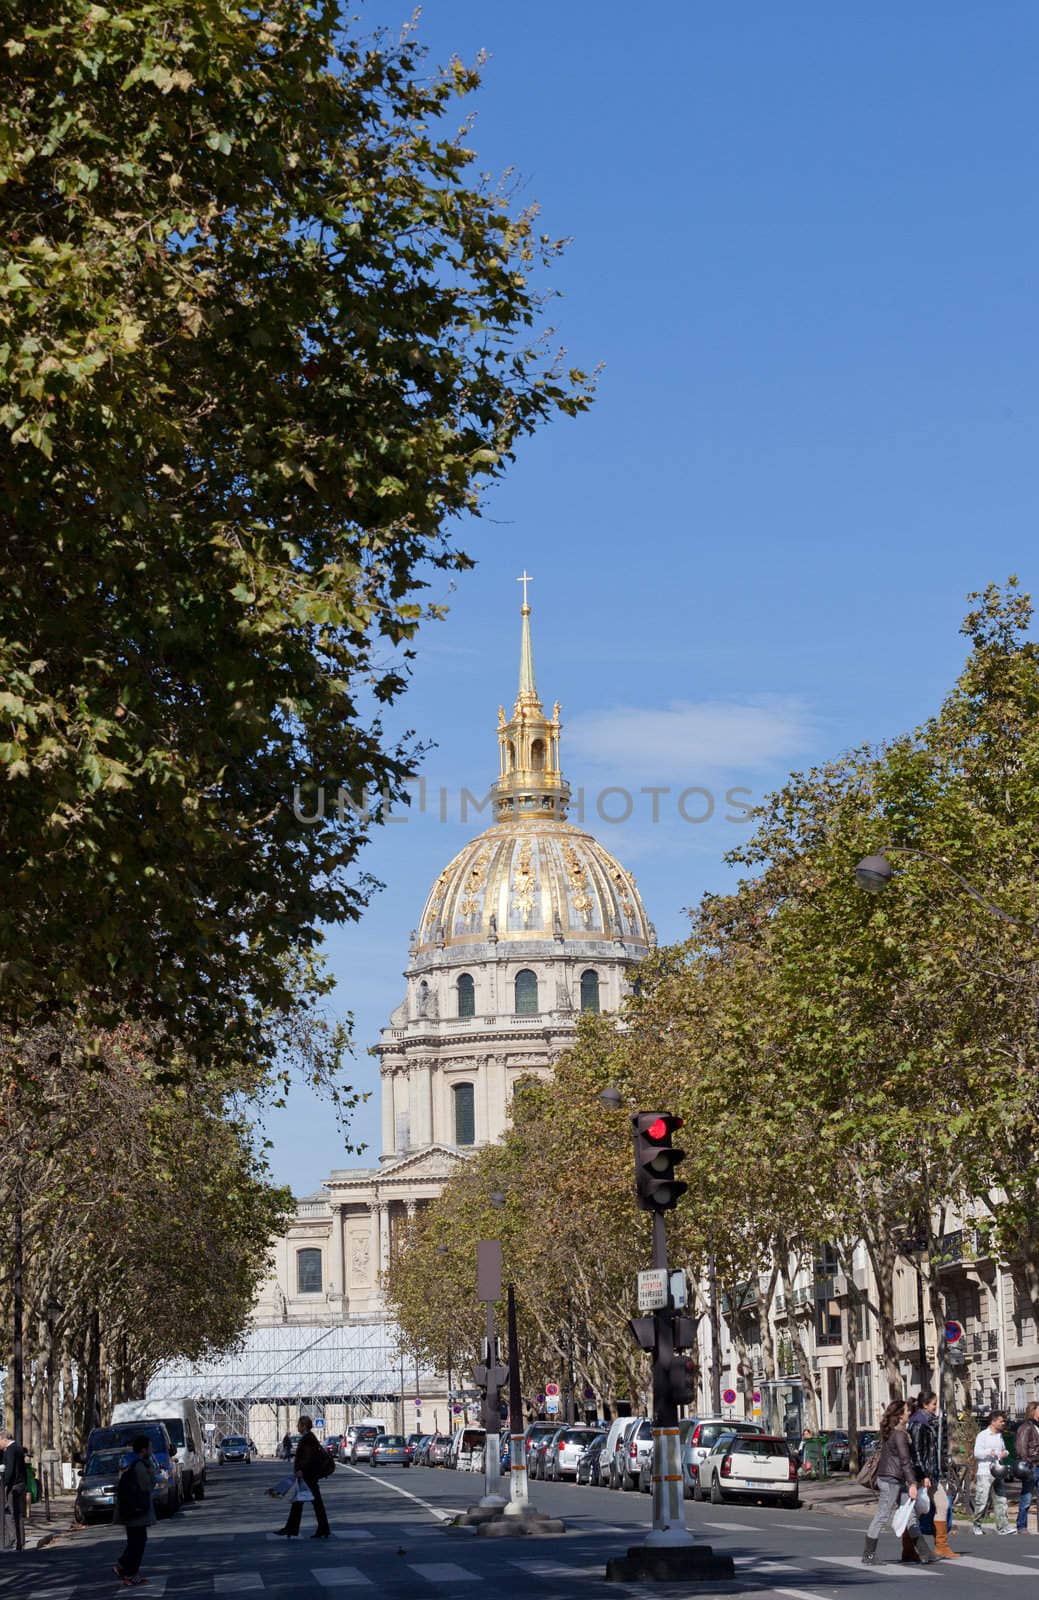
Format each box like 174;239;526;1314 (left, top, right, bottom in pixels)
492;575;569;820
517;570;537;701
517;569;534;608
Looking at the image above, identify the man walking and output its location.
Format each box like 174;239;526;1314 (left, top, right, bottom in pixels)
274;1416;331;1539
973;1410;1011;1536
114;1434;157;1586
1015;1401;1039;1533
0;1426;27;1551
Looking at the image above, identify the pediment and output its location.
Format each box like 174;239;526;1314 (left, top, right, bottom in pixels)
380;1143;471;1182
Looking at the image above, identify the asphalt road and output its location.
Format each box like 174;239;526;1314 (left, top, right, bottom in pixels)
3;1457;1039;1599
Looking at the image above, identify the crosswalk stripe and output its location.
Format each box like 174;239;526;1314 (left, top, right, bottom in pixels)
214;1576;263;1593
814;1555;934;1574
701;1519;758;1531
510;1561;606;1577
29;1590;74;1600
407;1563;480;1583
311;1568;373;1587
946;1552;1039;1576
747;1561;804;1573
332;1530;374;1540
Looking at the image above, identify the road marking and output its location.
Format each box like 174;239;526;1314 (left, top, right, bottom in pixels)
773;1521;829;1531
947;1551;1039;1576
29;1591;74;1600
341;1464;453;1524
331;1530;374;1540
701;1519;758;1531
773;1589;836;1600
814;1554;935;1573
747;1561;804;1573
510;1561;608;1576
214;1577;263;1594
312;1568;373;1587
407;1563;480;1583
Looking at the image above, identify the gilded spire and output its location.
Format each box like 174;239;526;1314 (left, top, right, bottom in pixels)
493;573;569;821
517;569;537;702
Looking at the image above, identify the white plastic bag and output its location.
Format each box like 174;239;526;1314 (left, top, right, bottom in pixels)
916;1486;930;1518
294;1481;314;1503
892;1495;915;1537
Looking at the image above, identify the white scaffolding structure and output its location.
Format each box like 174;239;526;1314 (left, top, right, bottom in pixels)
146;1322;443;1448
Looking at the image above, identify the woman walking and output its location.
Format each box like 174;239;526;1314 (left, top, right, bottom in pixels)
862;1398;935;1566
273;1416;331;1540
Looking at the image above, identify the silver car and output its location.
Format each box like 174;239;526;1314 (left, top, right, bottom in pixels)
543;1425;601;1481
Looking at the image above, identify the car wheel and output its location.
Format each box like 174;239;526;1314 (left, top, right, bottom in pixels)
622;1468;634;1491
609;1463;620;1489
710;1476;724;1505
641;1466;651;1493
693;1477;704;1502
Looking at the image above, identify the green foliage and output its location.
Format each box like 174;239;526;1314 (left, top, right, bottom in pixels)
0;0;591;1067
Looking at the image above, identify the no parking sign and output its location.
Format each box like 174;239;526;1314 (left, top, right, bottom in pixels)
722;1388;737;1407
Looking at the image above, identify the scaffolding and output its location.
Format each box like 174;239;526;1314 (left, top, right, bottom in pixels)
146;1322;443;1448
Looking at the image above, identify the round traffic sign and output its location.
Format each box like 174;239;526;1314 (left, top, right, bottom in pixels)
722;1388;737;1406
945;1320;964;1345
752;1390;761;1404
452;1403;462;1414
545;1381;560;1397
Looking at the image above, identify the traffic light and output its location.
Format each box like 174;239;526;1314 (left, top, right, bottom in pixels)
632;1112;688;1212
668;1355;696;1407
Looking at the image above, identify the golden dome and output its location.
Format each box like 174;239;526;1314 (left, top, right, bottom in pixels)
417;817;652;952
416;577;652;954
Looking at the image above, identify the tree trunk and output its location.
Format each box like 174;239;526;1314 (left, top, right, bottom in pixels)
776;1241;819;1430
865;1233;903;1398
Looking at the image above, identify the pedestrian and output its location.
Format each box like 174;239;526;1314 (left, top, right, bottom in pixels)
0;1426;28;1552
1014;1402;1039;1533
280;1432;292;1462
862;1397;934;1565
273;1416;331;1540
113;1434;156;1587
906;1392;941;1561
972;1409;1011;1536
798;1427;815;1476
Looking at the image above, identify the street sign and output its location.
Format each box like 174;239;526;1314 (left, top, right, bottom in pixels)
670;1269;688;1308
314;1417;325;1428
415;1400;422;1410
752;1390;761;1404
545;1381;560;1397
722;1388;737;1407
637;1268;669;1310
545;1396;559;1414
944;1320;964;1345
452;1403;462;1414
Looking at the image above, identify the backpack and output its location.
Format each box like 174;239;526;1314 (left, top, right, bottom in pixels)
116;1461;151;1521
315;1450;335;1480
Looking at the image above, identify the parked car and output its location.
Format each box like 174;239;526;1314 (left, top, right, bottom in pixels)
350;1426;382;1464
449;1426;487;1472
619;1419;654;1492
857;1430;879;1462
75;1447;134;1525
217;1435;252;1465
542;1424;600;1482
819;1430;850;1471
85;1422;181;1517
111;1398;207;1503
372;1434;412;1468
600;1416;635;1490
682;1419;764;1498
528;1428;560;1480
426;1434;454;1467
522;1422;560;1479
576;1432;607;1485
324;1435;343;1458
694;1432;798;1508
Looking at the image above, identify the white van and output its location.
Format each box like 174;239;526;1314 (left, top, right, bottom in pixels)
450;1425;486;1472
111;1398;207;1501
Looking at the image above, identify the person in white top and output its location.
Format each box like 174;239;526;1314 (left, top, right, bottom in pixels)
973;1410;1011;1535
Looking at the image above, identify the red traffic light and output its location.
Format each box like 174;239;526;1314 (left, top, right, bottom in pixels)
646;1115;682;1141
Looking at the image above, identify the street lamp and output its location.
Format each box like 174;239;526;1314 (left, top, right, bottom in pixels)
853;846;1022;926
600;1085;622;1110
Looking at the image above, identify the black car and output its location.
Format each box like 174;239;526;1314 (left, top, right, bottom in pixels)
576;1432;607;1485
821;1430;850;1471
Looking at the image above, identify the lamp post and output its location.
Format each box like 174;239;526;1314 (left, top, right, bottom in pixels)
436;1245;454;1431
853;847;1023;927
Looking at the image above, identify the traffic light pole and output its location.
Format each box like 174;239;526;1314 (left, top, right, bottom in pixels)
503;1281;530;1515
648;1213;693;1548
480;1300;505;1508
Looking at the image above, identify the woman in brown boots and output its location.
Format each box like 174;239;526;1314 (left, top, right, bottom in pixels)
862;1398;936;1566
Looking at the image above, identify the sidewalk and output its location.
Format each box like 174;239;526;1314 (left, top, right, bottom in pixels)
799;1475;876;1518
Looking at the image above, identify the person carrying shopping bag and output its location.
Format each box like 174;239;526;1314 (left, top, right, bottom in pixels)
1014;1402;1039;1533
273;1416;331;1539
973;1410;1012;1536
862;1398;935;1565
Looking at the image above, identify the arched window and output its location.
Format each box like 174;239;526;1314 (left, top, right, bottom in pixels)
515;969;539;1015
457;972;475;1018
507;740;516;771
580;969;600;1013
530;738;545;771
297;1248;322;1295
1015;1378;1027;1415
453;1082;475;1145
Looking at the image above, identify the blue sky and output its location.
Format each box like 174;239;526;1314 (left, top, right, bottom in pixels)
263;0;1039;1193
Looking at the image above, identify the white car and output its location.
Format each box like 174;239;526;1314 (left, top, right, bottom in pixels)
694;1432;799;1507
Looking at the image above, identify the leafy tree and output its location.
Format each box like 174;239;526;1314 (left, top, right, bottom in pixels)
0;0;591;1066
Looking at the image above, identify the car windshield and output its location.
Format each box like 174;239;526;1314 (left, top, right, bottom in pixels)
157;1420;185;1448
731;1439;790;1457
381;1436;405;1447
357;1428;379;1440
90;1424;168;1456
461;1431;485;1447
561;1428;596;1442
85;1450;130;1476
223;1437;247;1447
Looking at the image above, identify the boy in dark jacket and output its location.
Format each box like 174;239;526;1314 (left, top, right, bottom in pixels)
114;1435;156;1587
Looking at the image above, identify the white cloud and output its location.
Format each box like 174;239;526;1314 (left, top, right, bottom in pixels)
565;697;816;780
